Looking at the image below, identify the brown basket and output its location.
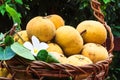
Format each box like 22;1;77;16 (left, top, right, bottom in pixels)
0;0;114;80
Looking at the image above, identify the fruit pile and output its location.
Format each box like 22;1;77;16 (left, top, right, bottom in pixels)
14;14;108;66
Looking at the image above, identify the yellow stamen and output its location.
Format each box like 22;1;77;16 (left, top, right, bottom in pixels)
34;48;39;54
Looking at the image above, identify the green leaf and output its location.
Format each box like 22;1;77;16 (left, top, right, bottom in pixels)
103;0;111;4
0;47;4;59
0;4;6;16
0;33;4;40
37;50;59;63
4;35;14;46
37;49;48;61
5;0;11;3
115;68;120;71
0;46;16;60
46;53;59;63
113;26;120;29
111;28;120;37
5;4;21;30
15;0;23;5
0;33;4;44
11;42;36;60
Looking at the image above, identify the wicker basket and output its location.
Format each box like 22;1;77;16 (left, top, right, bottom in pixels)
0;0;114;80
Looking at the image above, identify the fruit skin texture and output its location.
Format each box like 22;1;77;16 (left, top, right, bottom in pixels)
66;54;93;79
81;43;109;63
49;52;68;64
76;20;107;44
55;26;83;56
0;68;8;77
14;30;29;44
47;14;65;29
67;54;93;66
26;16;56;42
6;73;12;78
47;43;63;54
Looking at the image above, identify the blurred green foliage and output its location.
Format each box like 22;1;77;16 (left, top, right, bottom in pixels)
0;0;120;79
0;0;23;30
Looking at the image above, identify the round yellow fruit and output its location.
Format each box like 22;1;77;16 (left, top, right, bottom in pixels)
76;20;107;44
6;73;12;78
47;43;63;54
46;14;65;29
0;68;8;77
67;54;93;79
67;54;93;66
49;52;68;64
81;43;109;63
14;30;29;44
66;54;93;79
55;26;83;56
26;16;56;42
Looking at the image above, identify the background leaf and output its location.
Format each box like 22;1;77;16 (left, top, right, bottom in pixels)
0;46;16;60
5;4;21;30
103;0;111;4
0;4;6;16
15;0;23;5
11;42;36;60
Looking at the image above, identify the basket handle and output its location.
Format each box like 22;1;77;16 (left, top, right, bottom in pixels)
90;0;114;53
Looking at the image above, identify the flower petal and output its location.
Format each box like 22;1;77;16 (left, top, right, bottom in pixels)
32;35;40;49
23;42;33;50
39;42;49;50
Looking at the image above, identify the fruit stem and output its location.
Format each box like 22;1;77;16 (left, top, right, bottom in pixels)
43;15;52;19
10;23;25;43
4;23;18;37
0;23;19;47
80;29;87;35
9;23;18;35
14;31;25;43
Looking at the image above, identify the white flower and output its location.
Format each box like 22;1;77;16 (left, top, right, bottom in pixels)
23;35;49;56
